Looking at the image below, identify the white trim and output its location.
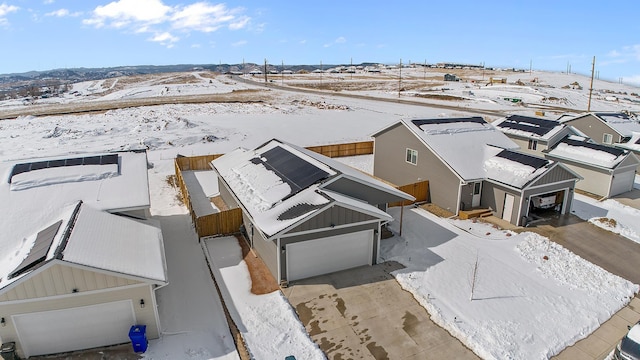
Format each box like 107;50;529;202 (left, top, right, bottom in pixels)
524;178;577;191
524;187;571;220
376;222;381;263
0;282;148;306
405;148;418;165
277;219;382;239
276;238;281;282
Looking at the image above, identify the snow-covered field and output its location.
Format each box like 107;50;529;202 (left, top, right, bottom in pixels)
1;70;640;359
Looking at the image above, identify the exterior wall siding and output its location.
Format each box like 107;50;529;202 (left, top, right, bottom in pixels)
0;264;140;302
218;178;239;209
558;162;611;197
0;284;159;358
481;182;521;224
244;213;278;280
374;123;461;213
530;165;577;187
565;115;622;144
279;222;379;282
287;205;375;233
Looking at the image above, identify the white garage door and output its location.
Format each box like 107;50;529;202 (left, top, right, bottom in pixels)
286;229;374;281
13;300;135;358
610;170;635;197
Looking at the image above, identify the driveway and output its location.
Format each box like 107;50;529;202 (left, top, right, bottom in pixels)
282;262;479;360
522;213;640;285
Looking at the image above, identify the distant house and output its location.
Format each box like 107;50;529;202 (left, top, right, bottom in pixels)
372;118;580;226
544;135;639;198
248;69;262;75
492;115;578;156
493;115;638;198
0;151;167;358
281;70;294;74
444;74;459;82
211;139;413;284
560;112;640;146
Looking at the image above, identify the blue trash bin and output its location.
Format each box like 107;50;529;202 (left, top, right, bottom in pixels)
129;325;148;353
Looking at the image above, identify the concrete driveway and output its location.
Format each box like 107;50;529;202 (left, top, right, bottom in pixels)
282;262;479;360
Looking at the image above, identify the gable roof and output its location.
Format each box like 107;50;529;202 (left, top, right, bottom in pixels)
545;135;638;170
484;148;555;189
385;117;520;181
616;132;640;152
562;112;640;137
212;139;410;239
492;115;565;140
0;151;155;288
0;201;167;292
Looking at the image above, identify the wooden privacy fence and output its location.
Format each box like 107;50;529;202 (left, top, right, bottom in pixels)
305;140;373;158
174;140;376;237
389;180;430;207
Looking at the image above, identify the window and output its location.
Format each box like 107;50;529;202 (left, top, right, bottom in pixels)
406;148;418;165
528;139;538;150
603;133;613;144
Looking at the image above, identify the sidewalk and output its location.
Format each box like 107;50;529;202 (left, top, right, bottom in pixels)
553;296;640;359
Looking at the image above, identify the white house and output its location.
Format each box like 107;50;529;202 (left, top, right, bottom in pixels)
0;151;167;358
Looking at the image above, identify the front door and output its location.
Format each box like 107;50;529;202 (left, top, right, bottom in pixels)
472;182;482;207
503;193;515;221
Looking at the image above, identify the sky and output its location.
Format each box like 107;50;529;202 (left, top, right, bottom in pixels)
1;0;640;85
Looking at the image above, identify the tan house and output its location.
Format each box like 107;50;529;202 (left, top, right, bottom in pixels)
372;118;580;226
0;151;167;358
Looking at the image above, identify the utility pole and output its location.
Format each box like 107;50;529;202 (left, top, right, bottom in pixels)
320;60;323;88
398;58;402;98
424;59;427;81
587;56;595;112
529;59;532;75
264;58;268;83
281;60;284;85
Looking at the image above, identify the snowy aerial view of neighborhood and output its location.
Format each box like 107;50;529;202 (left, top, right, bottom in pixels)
2;1;640;360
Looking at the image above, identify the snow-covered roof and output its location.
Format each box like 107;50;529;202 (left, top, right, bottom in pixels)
0;151;154;287
483;148;552;188
617;131;640;152
492;115;565;140
546;135;633;169
401;117;520;181
564;112;640;137
212;139;406;238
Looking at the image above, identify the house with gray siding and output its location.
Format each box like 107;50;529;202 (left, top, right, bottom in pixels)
544;135;638;198
372;118;580;226
211;139;414;285
492;115;579;156
0;151;167;359
560;112;640;146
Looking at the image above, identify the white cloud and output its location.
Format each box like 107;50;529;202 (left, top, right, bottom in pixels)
0;3;18;26
149;31;179;47
84;0;171;28
232;40;247;47
45;8;81;17
43;0;55;4
623;75;640;86
191;43;201;48
84;1;250;46
335;36;346;44
602;44;640;66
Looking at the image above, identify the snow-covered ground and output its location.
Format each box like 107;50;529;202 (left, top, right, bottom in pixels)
1;72;640;359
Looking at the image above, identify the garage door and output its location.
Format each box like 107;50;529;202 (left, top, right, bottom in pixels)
610;170;635;197
13;300;135;358
286;230;373;281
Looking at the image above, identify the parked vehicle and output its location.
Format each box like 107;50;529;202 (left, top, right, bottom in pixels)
614;321;640;360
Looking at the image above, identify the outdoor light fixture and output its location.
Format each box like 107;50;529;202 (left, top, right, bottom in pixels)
139;299;145;309
1;317;5;327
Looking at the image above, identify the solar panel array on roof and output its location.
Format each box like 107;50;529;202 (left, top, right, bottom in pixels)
496;115;560;136
9;154;119;183
9;220;62;279
411;117;486;127
496;150;549;169
563;138;626;157
596;113;631;121
277;203;325;221
254;145;331;195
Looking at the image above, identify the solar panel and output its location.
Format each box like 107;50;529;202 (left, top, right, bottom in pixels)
257;146;330;195
277;203;324;221
412;117;486;127
9;154;121;183
496;150;548;169
497;115;559;136
9;220;62;279
563;138;625;157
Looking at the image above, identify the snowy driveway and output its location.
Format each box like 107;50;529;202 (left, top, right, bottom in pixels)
282;262;479;360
